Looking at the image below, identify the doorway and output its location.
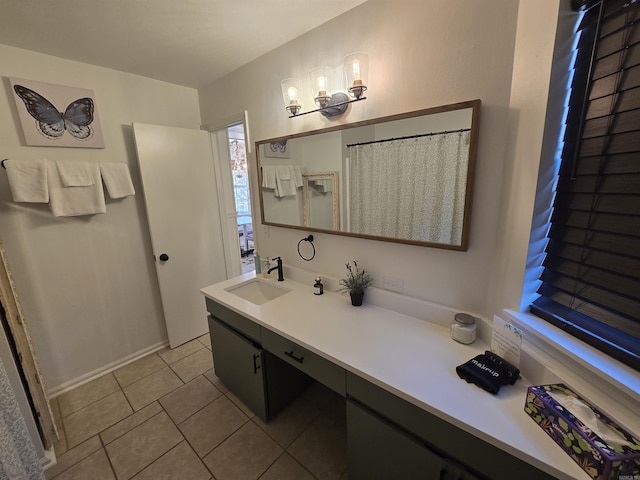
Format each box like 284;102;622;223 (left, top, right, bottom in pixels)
226;124;254;274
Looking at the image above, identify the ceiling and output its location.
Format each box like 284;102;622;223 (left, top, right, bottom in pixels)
0;0;368;89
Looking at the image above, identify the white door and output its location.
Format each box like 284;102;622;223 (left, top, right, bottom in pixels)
133;123;227;348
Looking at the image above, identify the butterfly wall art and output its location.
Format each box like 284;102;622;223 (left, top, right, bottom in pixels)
10;77;104;148
264;139;289;158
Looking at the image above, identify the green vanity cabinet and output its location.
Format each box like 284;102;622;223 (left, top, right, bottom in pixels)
209;316;269;420
206;300;310;422
346;373;555;480
347;398;448;479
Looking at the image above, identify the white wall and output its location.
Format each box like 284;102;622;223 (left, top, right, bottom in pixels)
199;0;538;315
0;44;202;389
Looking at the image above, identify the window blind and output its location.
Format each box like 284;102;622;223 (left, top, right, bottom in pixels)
531;0;640;371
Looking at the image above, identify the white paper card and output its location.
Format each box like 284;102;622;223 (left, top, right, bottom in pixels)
491;315;523;367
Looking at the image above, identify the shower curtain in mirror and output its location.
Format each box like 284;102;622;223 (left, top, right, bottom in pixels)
347;131;470;244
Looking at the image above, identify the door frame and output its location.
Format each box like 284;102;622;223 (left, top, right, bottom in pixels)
202;111;253;278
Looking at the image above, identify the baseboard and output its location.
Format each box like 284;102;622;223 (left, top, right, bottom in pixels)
48;341;169;398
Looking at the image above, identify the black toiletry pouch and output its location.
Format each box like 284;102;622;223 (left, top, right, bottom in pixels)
456;351;520;394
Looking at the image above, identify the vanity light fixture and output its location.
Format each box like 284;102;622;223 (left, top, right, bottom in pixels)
281;52;368;118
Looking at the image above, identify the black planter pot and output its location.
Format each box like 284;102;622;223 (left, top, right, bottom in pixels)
350;291;364;306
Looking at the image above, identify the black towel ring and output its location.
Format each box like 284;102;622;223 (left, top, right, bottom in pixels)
1;159;8;169
297;235;316;261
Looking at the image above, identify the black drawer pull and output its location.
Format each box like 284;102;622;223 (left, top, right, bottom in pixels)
284;350;304;364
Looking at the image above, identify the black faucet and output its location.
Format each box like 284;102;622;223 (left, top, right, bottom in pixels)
267;256;284;281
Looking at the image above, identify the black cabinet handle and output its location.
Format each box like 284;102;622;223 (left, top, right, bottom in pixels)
253;354;261;373
159;253;169;262
284;350;304;364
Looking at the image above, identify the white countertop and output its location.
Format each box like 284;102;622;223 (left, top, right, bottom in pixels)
201;271;589;480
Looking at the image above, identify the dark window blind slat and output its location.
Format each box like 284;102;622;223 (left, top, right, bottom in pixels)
573;152;640;175
542;248;640;284
582;108;640;137
554;192;640;214
548;226;640;257
550;208;640;236
538;273;640;318
592;42;640;80
590;64;640;100
585;86;640;119
555;172;640;193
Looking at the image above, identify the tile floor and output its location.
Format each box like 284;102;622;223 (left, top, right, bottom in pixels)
46;334;348;480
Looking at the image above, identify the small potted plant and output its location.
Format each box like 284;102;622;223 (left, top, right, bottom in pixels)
338;260;373;306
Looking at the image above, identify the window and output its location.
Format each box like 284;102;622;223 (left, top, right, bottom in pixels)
531;0;640;371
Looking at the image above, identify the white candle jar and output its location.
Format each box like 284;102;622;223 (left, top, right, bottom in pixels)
451;313;477;344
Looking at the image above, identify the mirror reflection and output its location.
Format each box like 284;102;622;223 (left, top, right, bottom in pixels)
303;172;339;230
256;100;480;250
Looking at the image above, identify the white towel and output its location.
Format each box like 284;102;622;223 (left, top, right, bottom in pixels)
100;162;135;198
275;166;297;198
291;166;303;188
48;161;106;217
276;165;290;180
5;158;49;203
261;166;277;189
56;160;96;187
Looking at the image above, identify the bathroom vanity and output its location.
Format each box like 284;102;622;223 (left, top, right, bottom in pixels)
201;272;588;480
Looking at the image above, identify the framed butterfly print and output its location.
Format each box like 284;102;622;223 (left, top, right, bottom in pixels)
10;77;105;148
264;139;289;158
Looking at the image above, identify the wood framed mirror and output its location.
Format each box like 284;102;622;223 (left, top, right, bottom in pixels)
256;99;480;250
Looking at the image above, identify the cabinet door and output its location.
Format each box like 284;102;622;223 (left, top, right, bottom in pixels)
209;316;268;421
347;399;447;480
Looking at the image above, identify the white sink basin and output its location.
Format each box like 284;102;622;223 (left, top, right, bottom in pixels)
225;278;291;305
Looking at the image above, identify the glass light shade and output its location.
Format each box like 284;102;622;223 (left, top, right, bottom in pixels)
344;52;369;99
309;66;333;108
280;78;302;115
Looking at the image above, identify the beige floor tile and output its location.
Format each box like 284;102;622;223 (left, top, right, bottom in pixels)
64;391;133;448
225;390;256;419
157;340;203;364
46;436;102;479
50;448;115;480
113;354;166;388
159;375;222;424
131;441;211;480
203;421;282;480
252;391;321;447
204;368;229;394
197;333;211;347
169;348;214;383
122;367;183;411
259;453;316;480
106;411;183;480
57;374;120;417
100;402;163;445
288;413;348;480
178;395;248;457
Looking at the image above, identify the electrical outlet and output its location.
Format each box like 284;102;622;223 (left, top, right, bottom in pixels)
383;276;404;293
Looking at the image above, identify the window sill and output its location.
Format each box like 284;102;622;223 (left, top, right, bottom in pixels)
503;309;640;436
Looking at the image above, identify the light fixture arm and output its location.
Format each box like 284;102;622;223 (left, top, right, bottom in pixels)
288;94;366;118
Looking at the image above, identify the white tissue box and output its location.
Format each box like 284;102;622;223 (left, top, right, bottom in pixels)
525;384;640;480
